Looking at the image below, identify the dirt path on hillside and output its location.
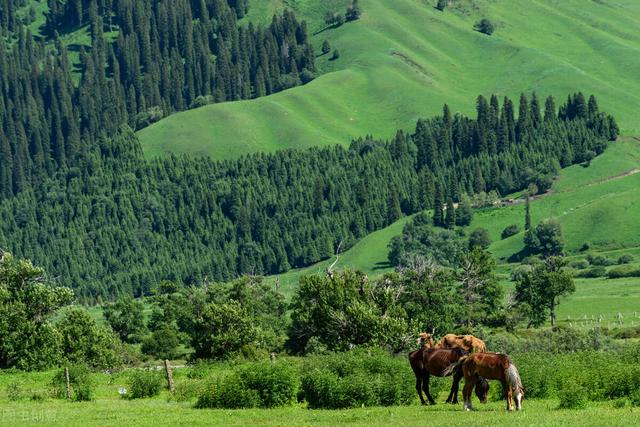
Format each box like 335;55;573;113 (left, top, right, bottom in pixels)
499;168;639;206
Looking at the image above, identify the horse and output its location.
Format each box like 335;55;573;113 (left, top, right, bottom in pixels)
438;334;487;353
446;352;524;411
408;345;489;406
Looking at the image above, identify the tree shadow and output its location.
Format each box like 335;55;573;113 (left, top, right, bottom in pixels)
373;261;393;271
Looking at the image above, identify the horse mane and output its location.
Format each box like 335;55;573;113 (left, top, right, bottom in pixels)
505;362;523;392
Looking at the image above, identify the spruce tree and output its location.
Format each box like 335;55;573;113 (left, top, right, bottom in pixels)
433;185;444;227
445;198;456;229
436;0;447;11
524;195;532;230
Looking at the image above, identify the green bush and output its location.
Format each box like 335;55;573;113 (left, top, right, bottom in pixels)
617;254;634;264
630;389;640;407
569;259;589;270
126;370;164;399
238;361;299;408
51;365;95;402
612;398;628;408
501;224;520;240
587;254;615;266
574;266;607;278
558;379;588;409
607;265;640;279
6;382;23;401
195;372;260;409
300;349;415;409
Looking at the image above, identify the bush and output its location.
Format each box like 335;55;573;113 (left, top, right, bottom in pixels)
126;370;164;399
468;228;491;249
6;382;23;401
630;389;640;407
569;259;589;270
587;254;615;266
475;18;495;35
613;398;628;408
608;265;640;279
617;254;634;264
300;349;415;409
51;365;95;402
238;361;300;408
195;372;260;409
501;224;520;240
574;266;607;278
558;379;588;409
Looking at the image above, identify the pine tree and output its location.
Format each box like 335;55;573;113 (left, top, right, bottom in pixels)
433;185;444;227
524;195;532;231
544;96;556;122
445;198;456;229
436;0;447;11
321;40;331;55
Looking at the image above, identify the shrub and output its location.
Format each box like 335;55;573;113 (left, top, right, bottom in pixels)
300;349;414;409
51;365;95;402
574;266;607;278
238;361;299;408
475;18;495;35
569;259;589;270
613;398;628;408
195;372;260;409
6;382;23;401
501;224;519;239
558;379;588;409
587;254;615;266
126;370;164;399
331;49;341;61
617;254;634;264
630;389;640;407
608;265;640;279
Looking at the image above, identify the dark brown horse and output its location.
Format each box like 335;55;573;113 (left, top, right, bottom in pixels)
408;346;489;405
447;352;524;411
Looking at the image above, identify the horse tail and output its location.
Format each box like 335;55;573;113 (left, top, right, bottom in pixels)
504;360;522;392
442;355;468;377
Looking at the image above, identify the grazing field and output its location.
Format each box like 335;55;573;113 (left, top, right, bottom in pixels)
0;399;635;427
139;0;640;159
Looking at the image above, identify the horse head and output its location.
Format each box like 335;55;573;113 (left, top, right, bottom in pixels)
475;376;490;404
417;332;435;348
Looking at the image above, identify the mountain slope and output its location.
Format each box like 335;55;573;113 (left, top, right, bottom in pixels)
139;0;640;158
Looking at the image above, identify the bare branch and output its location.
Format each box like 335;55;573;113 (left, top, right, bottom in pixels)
326;240;343;278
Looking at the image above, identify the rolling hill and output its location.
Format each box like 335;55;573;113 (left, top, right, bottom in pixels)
139;0;640;159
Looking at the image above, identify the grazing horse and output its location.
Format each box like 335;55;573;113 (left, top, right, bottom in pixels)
438;334;487;353
452;353;524;411
408;345;489;405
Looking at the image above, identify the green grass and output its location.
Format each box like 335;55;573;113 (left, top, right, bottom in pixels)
139;0;640;159
0;369;636;427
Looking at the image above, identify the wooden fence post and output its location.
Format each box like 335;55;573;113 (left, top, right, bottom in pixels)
164;360;175;393
64;367;71;400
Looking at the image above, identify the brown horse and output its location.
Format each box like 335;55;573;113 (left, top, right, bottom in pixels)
449;353;524;411
408;345;489;405
438;334;487;353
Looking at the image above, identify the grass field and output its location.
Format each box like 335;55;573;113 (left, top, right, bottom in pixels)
139;0;640;159
0;368;636;427
1;398;635;427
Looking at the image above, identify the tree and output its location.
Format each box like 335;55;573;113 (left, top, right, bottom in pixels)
321;40;331;55
468;228;491;250
56;307;121;368
141;324;181;360
524;195;532;230
433;186;444;227
455;196;473;226
515;256;575;327
445;198;456;229
501;224;520;240
475;18;495;35
345;0;361;21
0;252;73;370
456;248;503;326
331;49;340;60
526;219;564;257
103;296;146;343
436;0;447;11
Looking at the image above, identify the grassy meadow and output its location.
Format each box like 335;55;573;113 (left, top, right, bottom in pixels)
139;0;640;159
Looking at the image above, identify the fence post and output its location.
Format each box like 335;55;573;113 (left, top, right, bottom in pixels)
64;367;71;400
164;360;175;393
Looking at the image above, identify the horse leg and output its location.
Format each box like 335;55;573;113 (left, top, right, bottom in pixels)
462;374;474;411
448;369;462;404
423;372;436;405
415;374;426;405
503;380;513;411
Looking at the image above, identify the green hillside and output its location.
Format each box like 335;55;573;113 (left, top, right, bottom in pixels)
139;0;640;158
